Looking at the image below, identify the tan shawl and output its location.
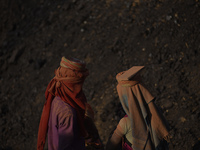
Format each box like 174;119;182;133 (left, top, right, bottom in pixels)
116;67;170;150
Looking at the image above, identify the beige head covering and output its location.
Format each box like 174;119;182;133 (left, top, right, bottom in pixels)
116;66;170;150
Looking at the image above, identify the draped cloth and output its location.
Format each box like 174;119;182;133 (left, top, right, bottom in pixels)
116;68;170;150
37;57;93;150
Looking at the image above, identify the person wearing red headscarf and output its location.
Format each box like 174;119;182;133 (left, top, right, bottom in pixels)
106;66;170;150
37;57;101;150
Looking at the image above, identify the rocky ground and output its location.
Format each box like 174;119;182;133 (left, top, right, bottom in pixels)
0;0;200;150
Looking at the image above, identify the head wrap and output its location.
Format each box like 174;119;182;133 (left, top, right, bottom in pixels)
37;56;91;150
116;66;170;150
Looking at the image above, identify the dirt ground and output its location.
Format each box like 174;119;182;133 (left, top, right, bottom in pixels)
0;0;200;150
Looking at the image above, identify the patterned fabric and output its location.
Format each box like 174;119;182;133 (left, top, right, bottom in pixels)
116;66;170;150
37;57;93;150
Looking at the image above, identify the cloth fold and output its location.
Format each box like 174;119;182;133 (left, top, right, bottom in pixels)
116;67;170;150
37;56;92;150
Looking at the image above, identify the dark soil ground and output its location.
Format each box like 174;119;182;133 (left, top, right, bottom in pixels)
0;0;200;150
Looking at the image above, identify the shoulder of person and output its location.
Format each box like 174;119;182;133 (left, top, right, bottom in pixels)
52;96;76;117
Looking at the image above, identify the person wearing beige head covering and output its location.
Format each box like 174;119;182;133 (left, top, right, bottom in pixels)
106;66;170;150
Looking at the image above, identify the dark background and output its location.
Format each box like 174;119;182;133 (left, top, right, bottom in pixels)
0;0;200;149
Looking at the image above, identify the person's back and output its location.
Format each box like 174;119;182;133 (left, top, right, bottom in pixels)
106;66;170;150
112;114;169;150
48;96;86;150
37;57;102;150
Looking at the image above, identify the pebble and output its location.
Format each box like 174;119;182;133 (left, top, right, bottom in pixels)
166;15;172;21
180;117;187;123
162;100;173;109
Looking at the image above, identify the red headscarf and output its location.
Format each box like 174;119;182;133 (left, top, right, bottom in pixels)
37;57;91;150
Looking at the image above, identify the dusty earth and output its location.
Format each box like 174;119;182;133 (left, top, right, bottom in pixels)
0;0;200;150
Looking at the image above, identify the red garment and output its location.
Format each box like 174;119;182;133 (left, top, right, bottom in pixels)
37;57;90;150
123;143;133;150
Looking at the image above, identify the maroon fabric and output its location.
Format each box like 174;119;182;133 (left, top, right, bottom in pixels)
123;142;133;150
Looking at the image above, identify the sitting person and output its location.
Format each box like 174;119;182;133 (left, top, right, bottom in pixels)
106;66;170;150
